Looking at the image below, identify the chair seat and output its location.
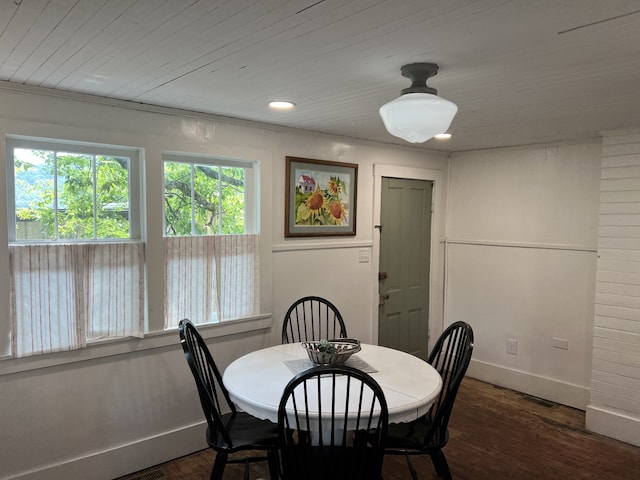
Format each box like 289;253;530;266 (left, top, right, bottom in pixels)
283;445;384;480
386;415;450;451
208;411;280;452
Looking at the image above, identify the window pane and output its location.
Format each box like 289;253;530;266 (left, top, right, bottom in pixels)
13;147;134;242
164;160;247;236
57;152;94;239
220;166;245;234
14;148;55;240
96;156;130;239
193;165;219;235
164;162;193;235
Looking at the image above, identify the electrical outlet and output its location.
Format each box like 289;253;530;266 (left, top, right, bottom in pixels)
507;338;518;355
552;337;569;350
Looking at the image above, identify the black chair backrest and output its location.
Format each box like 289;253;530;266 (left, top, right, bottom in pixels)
282;296;347;343
425;321;474;443
277;365;388;480
179;318;236;448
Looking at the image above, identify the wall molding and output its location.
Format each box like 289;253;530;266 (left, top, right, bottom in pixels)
444;238;597;253
272;240;373;252
468;359;591;410
4;423;206;480
586;405;640;447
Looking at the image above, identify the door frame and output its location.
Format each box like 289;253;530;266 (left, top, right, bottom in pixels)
371;164;445;349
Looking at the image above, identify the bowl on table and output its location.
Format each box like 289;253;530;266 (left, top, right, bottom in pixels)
302;338;361;366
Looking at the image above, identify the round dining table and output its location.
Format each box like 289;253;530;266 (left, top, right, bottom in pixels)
222;342;442;425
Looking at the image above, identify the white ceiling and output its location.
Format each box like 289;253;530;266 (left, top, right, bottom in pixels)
1;0;639;152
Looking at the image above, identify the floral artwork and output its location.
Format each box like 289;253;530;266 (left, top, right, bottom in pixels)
295;173;349;226
285;157;357;237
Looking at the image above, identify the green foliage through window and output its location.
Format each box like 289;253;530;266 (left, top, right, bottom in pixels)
12;147;250;241
13;148;131;241
163;161;246;235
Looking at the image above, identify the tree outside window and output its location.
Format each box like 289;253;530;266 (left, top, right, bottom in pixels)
163;161;246;236
13;148;131;241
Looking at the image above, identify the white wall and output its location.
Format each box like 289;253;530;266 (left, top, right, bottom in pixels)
586;129;640;447
0;85;448;479
446;143;602;409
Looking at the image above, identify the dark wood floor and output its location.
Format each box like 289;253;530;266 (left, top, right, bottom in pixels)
117;377;640;479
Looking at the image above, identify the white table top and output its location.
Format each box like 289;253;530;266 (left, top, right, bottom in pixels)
223;342;442;425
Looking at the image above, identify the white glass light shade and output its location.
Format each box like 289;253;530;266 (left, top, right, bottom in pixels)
379;92;458;143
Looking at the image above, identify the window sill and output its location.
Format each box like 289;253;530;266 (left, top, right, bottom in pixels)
0;314;272;376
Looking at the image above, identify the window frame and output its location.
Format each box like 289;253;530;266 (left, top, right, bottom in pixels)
162;151;261;329
162;151;258;236
6;135;142;243
5;136;145;359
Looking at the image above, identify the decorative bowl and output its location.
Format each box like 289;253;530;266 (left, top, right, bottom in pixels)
302;338;361;366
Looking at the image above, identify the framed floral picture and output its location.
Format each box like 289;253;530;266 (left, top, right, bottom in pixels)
285;156;358;237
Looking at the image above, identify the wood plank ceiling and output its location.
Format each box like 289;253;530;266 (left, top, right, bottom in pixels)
0;0;639;152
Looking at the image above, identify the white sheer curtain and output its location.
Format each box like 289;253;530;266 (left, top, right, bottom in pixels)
9;242;144;358
84;243;145;340
164;234;259;328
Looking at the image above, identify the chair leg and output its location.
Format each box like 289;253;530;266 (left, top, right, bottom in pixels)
429;450;452;480
243;458;250;480
404;452;418;480
210;452;227;480
267;448;280;480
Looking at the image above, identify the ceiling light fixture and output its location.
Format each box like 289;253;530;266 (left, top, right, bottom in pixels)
269;100;295;110
379;63;458;143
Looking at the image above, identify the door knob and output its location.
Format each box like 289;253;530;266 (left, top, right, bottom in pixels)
378;272;388;280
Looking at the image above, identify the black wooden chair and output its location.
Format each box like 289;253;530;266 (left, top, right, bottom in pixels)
384;321;474;480
281;296;347;343
178;319;280;480
277;365;388;480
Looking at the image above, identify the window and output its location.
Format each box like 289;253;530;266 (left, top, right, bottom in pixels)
163;159;248;235
163;153;259;328
6;137;144;358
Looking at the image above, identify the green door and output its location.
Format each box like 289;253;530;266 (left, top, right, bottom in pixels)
378;177;432;360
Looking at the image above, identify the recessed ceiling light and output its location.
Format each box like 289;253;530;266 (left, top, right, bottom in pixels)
269;101;295;110
434;133;452;140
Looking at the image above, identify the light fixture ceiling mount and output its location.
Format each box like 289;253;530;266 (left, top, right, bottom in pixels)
379;62;457;144
399;62;439;95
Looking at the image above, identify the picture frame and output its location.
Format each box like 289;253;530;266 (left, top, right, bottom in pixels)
285;156;358;237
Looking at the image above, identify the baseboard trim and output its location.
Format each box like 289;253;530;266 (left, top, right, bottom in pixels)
467;359;590;410
5;422;207;480
586;404;640;447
